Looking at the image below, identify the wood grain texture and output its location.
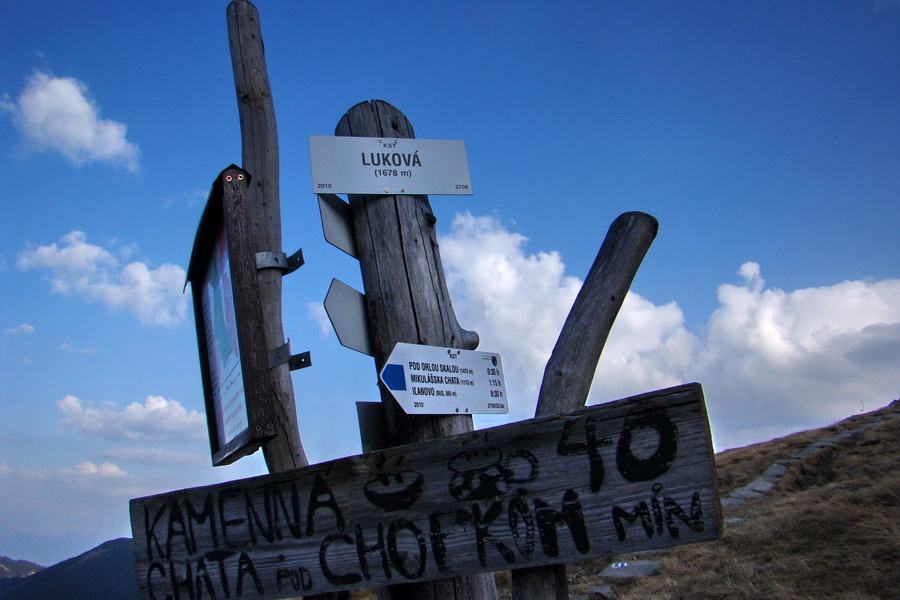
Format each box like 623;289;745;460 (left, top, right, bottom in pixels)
535;212;658;418
334;102;479;444
220;167;277;458
513;211;658;599
227;0;307;471
187;166;280;465
335;99;488;600
130;384;720;600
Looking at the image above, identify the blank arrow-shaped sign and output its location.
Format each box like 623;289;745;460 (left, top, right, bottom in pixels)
318;194;357;258
324;279;372;356
379;342;509;415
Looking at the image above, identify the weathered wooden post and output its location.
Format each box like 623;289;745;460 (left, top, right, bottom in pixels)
227;0;308;471
534;212;659;417
336;99;497;600
511;212;659;599
230;5;334;599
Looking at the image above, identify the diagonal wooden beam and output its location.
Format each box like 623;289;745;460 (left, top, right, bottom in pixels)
512;211;658;600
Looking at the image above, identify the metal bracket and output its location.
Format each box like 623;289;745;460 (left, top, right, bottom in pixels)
256;249;304;274
267;340;312;371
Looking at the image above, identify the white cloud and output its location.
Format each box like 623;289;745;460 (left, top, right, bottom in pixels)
59;342;98;354
441;212;582;420
62;461;127;477
57;394;207;443
695;264;900;448
18;231;187;327
5;323;35;335
594;292;700;399
101;446;208;469
1;72;139;171
442;214;900;450
0;460;131;505
308;301;332;336
0;461;126;480
0;459;138;565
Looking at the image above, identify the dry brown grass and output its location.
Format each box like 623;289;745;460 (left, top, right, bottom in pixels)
712;407;891;494
571;403;900;600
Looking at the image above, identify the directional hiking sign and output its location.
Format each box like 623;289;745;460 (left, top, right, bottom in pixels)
379;343;509;415
308;136;473;196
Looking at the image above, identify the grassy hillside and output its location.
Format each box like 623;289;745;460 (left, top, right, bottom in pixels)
566;400;900;600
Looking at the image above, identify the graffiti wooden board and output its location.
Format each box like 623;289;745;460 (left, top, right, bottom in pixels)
129;383;721;599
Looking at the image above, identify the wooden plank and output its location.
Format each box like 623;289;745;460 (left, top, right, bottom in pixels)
130;383;721;600
512;211;658;599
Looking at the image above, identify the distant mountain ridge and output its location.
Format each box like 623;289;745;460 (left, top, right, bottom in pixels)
0;538;138;600
0;556;43;579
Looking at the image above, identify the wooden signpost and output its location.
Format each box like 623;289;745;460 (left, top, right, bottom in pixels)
512;211;661;599
226;0;310;474
136;3;724;599
130;383;720;599
330;99;498;599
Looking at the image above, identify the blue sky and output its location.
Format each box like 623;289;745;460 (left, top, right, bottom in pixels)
2;1;898;566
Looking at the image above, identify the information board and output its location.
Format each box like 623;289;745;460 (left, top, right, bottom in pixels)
309;136;473;195
200;225;248;447
186;166;276;466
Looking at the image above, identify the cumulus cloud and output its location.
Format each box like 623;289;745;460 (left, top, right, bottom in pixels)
5;323;34;335
100;447;208;468
57;394;207;442
18;231;187;327
695;264;900;447
308;301;332;336
62;461;126;477
593;292;700;399
0;459;137;564
1;72;139;171
441;213;900;449
59;342;98;354
0;461;126;480
441;213;582;419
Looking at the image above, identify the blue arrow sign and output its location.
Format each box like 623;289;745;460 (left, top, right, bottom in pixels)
381;363;407;391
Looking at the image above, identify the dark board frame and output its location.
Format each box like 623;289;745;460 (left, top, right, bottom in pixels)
187;165;275;466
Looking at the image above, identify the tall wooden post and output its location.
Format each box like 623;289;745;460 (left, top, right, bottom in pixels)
511;212;658;599
336;100;497;600
227;0;308;470
230;3;340;598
